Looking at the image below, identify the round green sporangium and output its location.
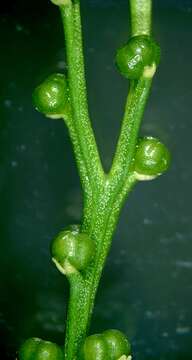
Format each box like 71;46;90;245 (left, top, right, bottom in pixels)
33;73;69;119
115;35;160;80
80;334;108;360
51;226;95;273
134;136;170;178
18;338;63;360
103;329;131;360
80;330;131;360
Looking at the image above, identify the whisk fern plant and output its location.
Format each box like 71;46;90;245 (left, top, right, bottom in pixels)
18;0;170;359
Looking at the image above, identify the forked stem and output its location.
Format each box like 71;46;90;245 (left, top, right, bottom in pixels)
50;1;156;360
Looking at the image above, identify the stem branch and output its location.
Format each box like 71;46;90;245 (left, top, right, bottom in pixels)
60;2;105;207
64;174;136;360
109;74;154;191
129;0;152;36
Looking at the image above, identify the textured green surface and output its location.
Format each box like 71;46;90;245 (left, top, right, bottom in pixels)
129;0;152;36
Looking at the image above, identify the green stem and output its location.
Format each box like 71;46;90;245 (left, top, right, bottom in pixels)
109;75;153;189
62;112;93;229
64;272;84;360
129;0;152;36
64;175;136;360
84;174;137;325
60;3;105;204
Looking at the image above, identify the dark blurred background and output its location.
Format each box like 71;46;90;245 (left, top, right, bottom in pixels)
0;0;192;359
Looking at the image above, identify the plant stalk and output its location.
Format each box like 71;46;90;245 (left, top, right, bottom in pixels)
64;174;136;360
129;0;152;36
57;1;155;359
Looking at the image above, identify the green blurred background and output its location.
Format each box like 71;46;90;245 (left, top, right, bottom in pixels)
0;0;192;359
